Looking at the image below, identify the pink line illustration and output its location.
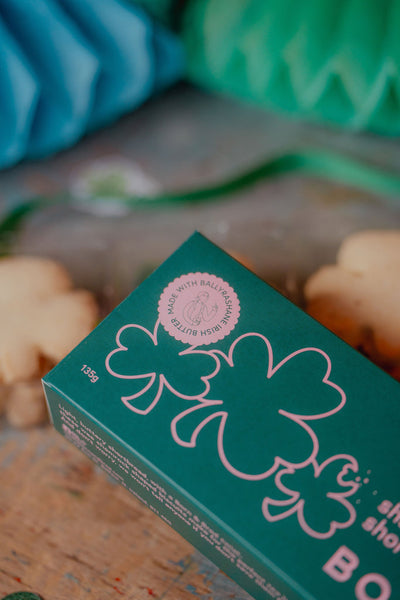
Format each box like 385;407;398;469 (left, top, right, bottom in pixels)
212;333;346;419
172;332;347;481
107;322;349;487
105;319;220;415
262;455;360;539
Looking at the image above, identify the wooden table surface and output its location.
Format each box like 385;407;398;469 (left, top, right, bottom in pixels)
1;84;400;600
0;426;252;599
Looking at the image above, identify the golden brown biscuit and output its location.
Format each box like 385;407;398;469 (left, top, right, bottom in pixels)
0;255;98;427
0;256;98;384
304;230;400;375
5;381;48;428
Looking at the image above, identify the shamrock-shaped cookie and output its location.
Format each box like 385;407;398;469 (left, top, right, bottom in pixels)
0;256;98;384
305;230;400;373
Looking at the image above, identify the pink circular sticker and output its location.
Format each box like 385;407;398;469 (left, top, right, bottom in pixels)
158;272;240;345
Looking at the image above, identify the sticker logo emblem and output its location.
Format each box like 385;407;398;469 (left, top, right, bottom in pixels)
158;272;240;345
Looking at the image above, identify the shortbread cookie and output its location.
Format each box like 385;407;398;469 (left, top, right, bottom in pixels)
0;256;98;385
305;230;400;372
5;381;48;428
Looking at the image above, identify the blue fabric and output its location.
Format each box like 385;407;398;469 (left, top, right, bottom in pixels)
0;0;184;169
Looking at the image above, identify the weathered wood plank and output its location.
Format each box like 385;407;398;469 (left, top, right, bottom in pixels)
0;427;248;599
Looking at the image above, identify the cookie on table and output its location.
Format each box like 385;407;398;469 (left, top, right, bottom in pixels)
304;230;400;377
0;256;98;427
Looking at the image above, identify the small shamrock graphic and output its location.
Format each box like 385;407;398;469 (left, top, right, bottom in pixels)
262;454;360;539
171;333;346;481
105;319;219;414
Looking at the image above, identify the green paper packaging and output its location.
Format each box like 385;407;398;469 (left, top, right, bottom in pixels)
43;232;400;600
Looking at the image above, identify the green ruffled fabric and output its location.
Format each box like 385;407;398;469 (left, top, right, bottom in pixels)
131;0;173;25
134;0;400;134
181;0;400;134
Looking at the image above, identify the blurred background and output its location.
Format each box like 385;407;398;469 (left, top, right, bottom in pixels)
1;0;400;306
1;1;400;598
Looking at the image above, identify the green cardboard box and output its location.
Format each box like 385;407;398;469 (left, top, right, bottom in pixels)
43;232;400;600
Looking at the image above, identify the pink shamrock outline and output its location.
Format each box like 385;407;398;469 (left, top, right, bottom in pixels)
262;455;360;539
105;319;220;415
171;333;346;481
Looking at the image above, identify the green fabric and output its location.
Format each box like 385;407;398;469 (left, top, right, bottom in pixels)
181;0;400;134
131;0;173;25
